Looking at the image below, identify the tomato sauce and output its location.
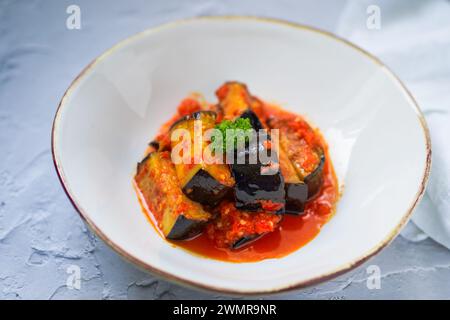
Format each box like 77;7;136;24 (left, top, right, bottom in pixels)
138;99;339;263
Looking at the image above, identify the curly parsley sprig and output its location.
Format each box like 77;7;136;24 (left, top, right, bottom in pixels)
211;118;253;152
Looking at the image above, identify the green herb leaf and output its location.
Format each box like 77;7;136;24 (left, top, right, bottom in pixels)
211;118;253;151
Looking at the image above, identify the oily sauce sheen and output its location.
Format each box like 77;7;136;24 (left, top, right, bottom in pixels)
140;102;339;263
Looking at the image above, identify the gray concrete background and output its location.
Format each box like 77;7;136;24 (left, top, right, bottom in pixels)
0;0;449;299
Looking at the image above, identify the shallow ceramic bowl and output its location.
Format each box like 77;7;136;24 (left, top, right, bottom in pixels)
52;16;430;295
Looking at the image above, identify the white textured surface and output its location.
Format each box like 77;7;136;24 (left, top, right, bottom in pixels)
0;0;449;299
336;0;450;251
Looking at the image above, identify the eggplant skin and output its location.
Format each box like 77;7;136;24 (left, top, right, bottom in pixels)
304;152;325;199
169;110;216;131
232;162;285;212
284;182;308;215
148;140;160;150
182;169;231;207
136;153;151;173
166;215;206;240
232;234;265;250
278;144;307;215
239;109;264;130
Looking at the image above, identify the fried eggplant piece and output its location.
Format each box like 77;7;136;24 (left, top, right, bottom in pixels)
206;201;281;249
135;151;211;240
215;82;285;212
170;111;234;207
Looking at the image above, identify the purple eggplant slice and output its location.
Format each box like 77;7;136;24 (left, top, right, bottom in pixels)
134;152;211;240
182;167;232;207
170;111;235;207
216;82;285;213
266;116;325;201
304;150;325;199
278;147;308;215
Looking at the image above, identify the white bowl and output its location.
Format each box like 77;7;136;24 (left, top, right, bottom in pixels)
52;16;431;295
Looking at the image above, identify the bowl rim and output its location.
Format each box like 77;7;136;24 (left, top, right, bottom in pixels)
51;15;432;296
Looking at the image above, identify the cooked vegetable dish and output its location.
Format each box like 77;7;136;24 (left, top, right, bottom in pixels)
134;82;339;262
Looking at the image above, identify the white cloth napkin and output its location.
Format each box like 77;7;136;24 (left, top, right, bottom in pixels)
335;0;450;249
